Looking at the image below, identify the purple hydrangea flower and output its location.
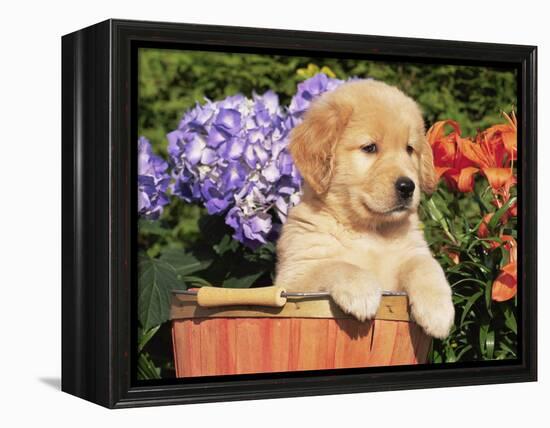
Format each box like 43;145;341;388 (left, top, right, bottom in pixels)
138;137;171;219
287;73;345;126
168;73;345;248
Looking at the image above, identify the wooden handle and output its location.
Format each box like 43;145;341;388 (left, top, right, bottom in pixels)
196;286;287;308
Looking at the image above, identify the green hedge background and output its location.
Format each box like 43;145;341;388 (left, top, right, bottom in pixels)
139;48;517;154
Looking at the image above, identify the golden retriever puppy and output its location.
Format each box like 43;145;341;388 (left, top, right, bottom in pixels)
275;79;454;339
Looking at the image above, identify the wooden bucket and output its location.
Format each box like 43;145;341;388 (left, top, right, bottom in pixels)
171;287;431;377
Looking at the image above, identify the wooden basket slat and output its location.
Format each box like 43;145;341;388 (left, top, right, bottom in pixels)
171;294;431;377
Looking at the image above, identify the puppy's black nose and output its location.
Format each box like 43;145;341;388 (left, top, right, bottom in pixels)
395;177;415;199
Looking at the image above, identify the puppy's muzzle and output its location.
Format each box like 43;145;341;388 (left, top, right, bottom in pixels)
395;176;415;200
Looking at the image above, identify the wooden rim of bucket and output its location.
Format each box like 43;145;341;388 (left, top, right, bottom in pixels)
170;293;411;322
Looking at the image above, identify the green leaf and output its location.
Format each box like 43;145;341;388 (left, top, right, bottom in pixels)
452;278;488;289
479;322;489;355
223;269;265;288
444;345;457;363
160;247;212;276
138;325;160;352
503;306;517;334
473;188;493;212
484;279;493;317
486;329;495;359
138;257;181;330
137;351;161;380
488;197;517;230
213;234;239;256
460;290;483;327
448;261;491;275
425;198;446;227
455;344;473;361
498;341;516;359
183;275;212;287
138;219;171;236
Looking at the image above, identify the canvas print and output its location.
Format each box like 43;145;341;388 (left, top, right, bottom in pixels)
136;48;518;380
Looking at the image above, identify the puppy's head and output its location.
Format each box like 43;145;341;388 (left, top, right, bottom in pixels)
290;79;436;227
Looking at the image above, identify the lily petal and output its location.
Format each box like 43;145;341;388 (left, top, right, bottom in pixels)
477;213;493;238
492;262;517;302
426;120;461;145
435;166;452;180
457;166;479;192
482;167;513;191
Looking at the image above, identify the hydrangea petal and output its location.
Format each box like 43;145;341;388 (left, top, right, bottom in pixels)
216;108;241;131
184;136;205;165
262;162;281;183
207;125;229;148
137;137;171;219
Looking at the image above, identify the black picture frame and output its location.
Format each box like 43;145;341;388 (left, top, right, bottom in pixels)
61;18;537;408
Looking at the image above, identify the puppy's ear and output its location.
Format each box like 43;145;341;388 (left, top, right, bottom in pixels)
419;134;437;194
289;98;352;194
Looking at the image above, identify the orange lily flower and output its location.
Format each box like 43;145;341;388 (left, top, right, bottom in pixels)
484;111;517;161
491;236;517;302
492;262;517;302
461;112;517;191
499;175;517;223
478;196;517;244
508;202;518;218
427;120;479;192
477;213;493;239
442;245;460;264
487;174;517;226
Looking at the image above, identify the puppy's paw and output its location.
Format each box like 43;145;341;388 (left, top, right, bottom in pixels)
409;289;455;339
331;281;382;322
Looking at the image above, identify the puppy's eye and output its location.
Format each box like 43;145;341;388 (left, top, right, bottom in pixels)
406;145;414;155
361;143;377;154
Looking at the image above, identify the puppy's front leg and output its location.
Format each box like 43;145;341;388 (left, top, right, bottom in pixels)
290;262;382;322
399;256;455;339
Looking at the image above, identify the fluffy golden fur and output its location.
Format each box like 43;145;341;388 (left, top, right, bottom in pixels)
275;79;454;339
